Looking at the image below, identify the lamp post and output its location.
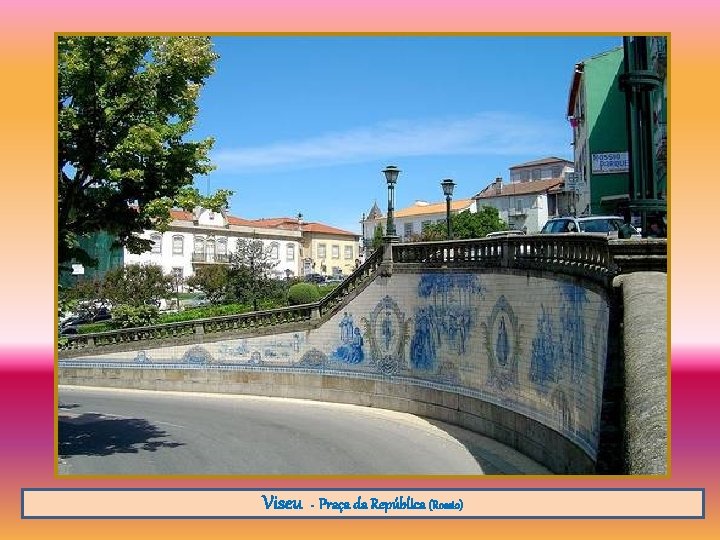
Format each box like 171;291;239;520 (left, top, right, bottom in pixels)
382;165;400;241
441;178;456;240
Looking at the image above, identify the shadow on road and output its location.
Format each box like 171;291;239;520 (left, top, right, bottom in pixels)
59;413;183;458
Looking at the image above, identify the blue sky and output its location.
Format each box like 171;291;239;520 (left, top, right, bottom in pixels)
191;36;622;235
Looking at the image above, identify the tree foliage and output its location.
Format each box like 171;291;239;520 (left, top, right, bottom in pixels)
102;264;172;306
58;36;232;269
186;265;231;305
371;223;385;251
226;238;282;310
421;207;506;240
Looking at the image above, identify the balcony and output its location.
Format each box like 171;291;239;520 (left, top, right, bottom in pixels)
191;252;230;264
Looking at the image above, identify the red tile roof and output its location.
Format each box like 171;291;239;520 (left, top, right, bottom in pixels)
169;209;194;221
168;208;354;237
302;222;358;237
474;178;564;199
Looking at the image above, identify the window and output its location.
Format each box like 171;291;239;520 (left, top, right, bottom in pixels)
172;235;184;255
205;238;215;262
318;243;326;259
150;233;162;254
286;243;295;261
344;245;353;259
541;168;553;179
532;168;541;181
171;267;184;284
270;242;280;260
403;223;414;239
332;245;340;259
216;237;227;255
193;236;205;253
552;166;562;178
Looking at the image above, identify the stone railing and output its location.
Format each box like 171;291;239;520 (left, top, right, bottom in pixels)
59;237;665;357
59;304;315;357
392;235;666;285
318;245;384;317
59;246;385;357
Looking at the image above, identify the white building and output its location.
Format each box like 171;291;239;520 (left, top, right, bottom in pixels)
472;177;567;233
124;208;304;284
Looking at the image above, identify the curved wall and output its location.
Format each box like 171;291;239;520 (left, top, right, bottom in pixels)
62;269;610;471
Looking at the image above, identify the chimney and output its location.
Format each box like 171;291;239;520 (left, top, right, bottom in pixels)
494;177;503;195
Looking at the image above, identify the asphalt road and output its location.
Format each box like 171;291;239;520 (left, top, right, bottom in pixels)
58;386;549;475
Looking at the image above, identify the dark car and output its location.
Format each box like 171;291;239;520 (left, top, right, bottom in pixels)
60;314;91;328
304;273;326;284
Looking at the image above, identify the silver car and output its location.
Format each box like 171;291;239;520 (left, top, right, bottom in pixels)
540;216;641;239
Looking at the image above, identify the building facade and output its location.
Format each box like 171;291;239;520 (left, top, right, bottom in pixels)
472;177;568;233
66;209;359;287
300;223;360;277
123;209;304;284
568;47;630;216
568;39;667;230
361;198;473;246
508;156;574;184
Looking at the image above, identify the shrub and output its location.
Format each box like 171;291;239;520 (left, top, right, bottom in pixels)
109;304;159;329
158;303;251;323
288;283;321;306
103;264;172;307
77;322;112;334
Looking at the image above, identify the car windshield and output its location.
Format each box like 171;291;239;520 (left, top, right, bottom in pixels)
541;219;571;233
578;219;621;233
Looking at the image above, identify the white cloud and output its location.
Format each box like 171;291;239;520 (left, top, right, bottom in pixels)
212;112;565;171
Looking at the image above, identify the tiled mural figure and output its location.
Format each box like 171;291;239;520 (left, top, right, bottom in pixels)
78;272;609;460
362;295;410;376
481;294;522;392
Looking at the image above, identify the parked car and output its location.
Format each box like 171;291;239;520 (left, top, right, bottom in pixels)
92;306;112;322
59;325;79;336
540;216;641;239
304;273;326;284
182;294;210;309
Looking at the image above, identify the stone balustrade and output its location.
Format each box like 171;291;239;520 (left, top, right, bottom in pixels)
58;236;665;357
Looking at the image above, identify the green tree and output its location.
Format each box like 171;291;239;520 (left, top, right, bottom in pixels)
186;265;230;305
421;208;506;240
102;264;172;306
371;223;385;251
226;238;281;311
58;36;232;270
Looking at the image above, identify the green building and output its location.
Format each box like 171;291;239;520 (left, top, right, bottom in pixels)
567;47;630;217
59;231;125;288
568;37;668;232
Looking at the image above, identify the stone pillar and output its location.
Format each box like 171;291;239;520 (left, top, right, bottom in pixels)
619;271;667;474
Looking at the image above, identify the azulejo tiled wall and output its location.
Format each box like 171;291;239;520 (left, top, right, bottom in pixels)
97;271;609;459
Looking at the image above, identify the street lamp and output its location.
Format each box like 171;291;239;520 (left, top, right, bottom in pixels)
441;178;456;240
382;165;400;241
